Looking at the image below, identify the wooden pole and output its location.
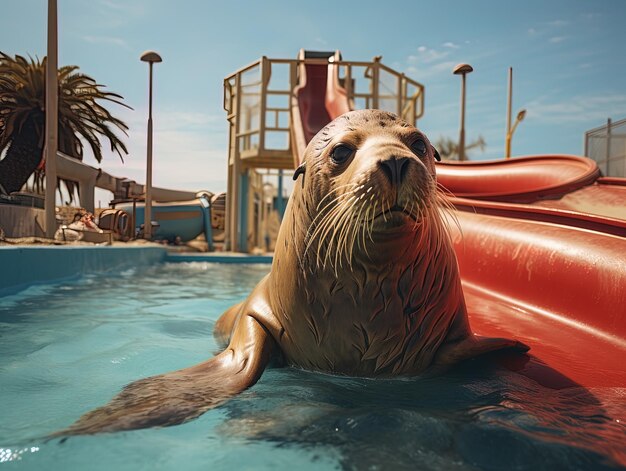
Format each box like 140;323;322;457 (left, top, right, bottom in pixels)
505;67;513;159
44;0;58;238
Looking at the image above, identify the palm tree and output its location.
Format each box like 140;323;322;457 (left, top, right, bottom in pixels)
0;52;130;196
433;135;486;161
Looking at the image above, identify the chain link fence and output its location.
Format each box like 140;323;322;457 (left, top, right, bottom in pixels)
584;117;626;177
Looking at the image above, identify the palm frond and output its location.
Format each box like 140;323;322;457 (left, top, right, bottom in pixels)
0;50;132;198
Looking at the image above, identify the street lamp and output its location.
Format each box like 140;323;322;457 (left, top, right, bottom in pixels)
453;63;473;161
506;109;526;159
140;50;162;240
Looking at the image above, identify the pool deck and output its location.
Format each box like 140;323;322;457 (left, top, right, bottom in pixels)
0;245;273;297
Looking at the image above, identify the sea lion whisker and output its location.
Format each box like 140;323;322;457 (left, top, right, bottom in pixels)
345;198;364;253
313;183;359;214
309;193;353;232
359;195;372;245
368;201;377;242
312;216;343;268
327;211;347;272
317;197;357;269
348;200;368;266
308;191;357;240
312;200;356;237
358;196;374;256
354;216;364;256
363;202;375;245
321;193;357;233
435;181;456;200
408;201;417;229
337;200;362;270
305;203;343;254
436;192;462;239
332;210;348;270
314;184;358;215
334;207;358;270
411;192;422;229
357;197;371;250
411;201;424;230
346;205;361;265
305;200;353;266
429;205;448;254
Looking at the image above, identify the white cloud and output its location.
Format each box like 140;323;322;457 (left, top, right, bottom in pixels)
549;36;567;44
83;35;129;48
407;60;458;80
156;110;223;131
405;44;461;80
82;108;229;194
528;18;571;38
548;19;568;27
411;45;451;64
525;94;626;124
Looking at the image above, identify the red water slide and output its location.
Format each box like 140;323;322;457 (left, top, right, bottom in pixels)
440;157;626;390
290;51;626;391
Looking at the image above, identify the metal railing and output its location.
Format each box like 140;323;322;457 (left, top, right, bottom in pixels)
223;56;425;170
585;117;626;178
223;55;425;252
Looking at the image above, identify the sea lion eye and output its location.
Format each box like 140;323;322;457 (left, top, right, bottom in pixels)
411;138;427;157
330;144;354;164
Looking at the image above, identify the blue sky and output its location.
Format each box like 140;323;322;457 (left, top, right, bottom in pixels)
2;0;625;200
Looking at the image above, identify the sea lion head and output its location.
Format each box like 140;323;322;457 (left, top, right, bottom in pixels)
292;109;444;269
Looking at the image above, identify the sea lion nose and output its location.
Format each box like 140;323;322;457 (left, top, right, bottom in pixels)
379;157;410;187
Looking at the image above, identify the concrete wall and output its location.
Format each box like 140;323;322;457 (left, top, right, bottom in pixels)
0;245;166;296
0;206;45;238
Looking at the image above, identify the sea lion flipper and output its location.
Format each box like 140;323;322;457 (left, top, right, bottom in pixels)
55;314;274;436
214;300;244;347
429;334;530;374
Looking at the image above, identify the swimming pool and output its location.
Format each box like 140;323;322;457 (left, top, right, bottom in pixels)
1;262;624;470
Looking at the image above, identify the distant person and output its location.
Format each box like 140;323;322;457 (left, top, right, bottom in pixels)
80;212;98;231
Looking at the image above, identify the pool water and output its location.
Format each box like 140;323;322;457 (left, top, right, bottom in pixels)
0;262;624;470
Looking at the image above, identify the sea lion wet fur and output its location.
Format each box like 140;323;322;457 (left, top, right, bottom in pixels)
57;110;528;435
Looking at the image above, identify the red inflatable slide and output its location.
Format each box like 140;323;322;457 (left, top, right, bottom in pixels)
290;50;626;391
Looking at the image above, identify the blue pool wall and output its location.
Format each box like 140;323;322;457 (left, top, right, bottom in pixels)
0;246;166;297
0;246;273;297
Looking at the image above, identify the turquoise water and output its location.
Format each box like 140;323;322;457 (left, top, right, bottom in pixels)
1;263;624;470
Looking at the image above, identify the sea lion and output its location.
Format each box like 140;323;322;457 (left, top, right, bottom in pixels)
58;109;528;435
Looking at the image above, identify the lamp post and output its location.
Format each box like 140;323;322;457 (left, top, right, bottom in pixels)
506;109;526;159
453;63;473;162
140;50;162;240
505;67;526;159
